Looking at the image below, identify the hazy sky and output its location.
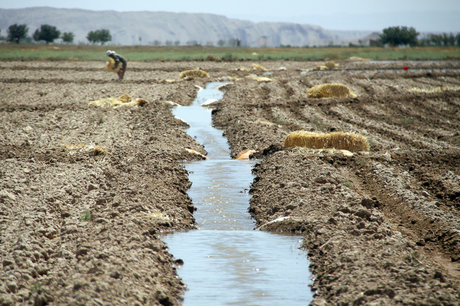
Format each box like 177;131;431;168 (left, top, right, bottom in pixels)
1;0;459;32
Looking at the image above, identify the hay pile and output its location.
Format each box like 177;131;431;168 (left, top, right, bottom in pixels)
250;63;269;71
313;61;339;71
179;69;209;79
283;131;369;152
246;74;272;82
89;94;148;108
105;57;121;73
63;144;108;155
236;63;269;72
307;83;357;98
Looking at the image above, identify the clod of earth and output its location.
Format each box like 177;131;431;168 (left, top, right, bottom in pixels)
283;131;370;152
307;83;357;98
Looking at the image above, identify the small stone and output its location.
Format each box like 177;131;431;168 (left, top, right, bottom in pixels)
361;197;375;209
0;294;14;305
174;259;184;266
6;281;17;293
110;271;121;279
355;208;371;220
434;271;445;282
0;190;16;202
314;177;328;184
76;247;89;257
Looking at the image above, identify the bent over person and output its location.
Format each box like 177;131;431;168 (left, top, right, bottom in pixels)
105;50;127;80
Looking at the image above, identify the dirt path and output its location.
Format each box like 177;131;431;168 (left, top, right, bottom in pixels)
1;60;459;304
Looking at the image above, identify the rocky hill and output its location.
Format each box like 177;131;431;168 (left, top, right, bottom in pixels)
0;7;370;46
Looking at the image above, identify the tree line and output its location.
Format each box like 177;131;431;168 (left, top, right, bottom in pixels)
4;23;460;47
5;24;112;44
378;26;460;47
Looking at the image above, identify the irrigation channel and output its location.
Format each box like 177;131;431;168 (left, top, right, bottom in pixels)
162;82;312;305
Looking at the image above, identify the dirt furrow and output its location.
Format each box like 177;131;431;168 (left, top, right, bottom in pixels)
1;60;459;305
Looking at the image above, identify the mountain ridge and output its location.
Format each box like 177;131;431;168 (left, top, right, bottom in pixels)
0;7;371;46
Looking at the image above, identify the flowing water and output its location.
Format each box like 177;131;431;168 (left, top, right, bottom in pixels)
162;82;312;305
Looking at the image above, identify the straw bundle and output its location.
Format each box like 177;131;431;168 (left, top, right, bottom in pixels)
325;61;338;69
246;74;272;82
312;61;338;71
236;63;269;72
307;83;357;98
105;57;121;73
179;69;209;79
283;131;369;152
251;63;269;71
89;94;148;108
236;149;257;160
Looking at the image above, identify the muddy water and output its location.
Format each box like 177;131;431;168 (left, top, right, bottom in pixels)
162;83;312;305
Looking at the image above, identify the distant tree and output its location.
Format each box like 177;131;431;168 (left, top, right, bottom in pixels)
7;24;28;44
186;40;200;46
441;33;456;46
420;33;458;46
61;32;74;43
428;34;443;46
97;29;111;45
33;24;61;44
174;40;180;46
87;31;98;44
379;26;419;47
87;29;112;45
456;33;460;46
217;39;225;47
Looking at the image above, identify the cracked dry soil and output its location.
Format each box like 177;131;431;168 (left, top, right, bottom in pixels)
1;60;459;305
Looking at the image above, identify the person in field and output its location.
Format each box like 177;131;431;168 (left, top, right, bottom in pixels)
105;50;127;80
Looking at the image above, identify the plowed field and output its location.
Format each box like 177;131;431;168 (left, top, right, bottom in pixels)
1;60;459;305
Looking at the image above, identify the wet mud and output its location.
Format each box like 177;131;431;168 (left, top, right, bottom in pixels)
1;60;459;304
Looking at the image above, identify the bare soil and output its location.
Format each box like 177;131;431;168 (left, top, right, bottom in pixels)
1;60;459;305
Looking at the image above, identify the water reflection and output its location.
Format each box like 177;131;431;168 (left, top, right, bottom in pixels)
164;230;311;305
163;82;312;305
